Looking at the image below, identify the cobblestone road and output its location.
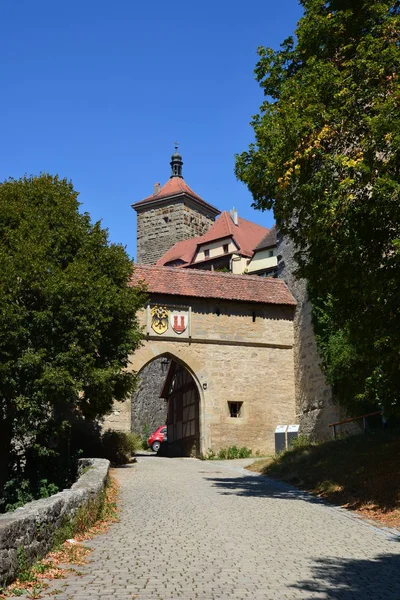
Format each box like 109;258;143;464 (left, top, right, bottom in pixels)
40;455;400;600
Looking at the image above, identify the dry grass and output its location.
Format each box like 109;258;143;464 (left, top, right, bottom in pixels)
0;473;119;599
247;431;400;529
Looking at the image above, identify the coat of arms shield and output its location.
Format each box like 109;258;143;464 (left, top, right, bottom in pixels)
151;306;169;335
171;313;188;334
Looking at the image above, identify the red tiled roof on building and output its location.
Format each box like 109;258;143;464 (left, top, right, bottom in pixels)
156;236;201;267
254;225;277;251
132;177;220;216
199;212;269;258
131;264;296;306
156;211;271;267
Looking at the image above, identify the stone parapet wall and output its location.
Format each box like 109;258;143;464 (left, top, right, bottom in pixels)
0;458;109;584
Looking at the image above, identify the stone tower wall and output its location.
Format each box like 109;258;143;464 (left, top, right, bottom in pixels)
131;358;168;437
277;233;341;440
136;201;215;264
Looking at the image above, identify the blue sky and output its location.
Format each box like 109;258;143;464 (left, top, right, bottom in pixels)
0;0;303;259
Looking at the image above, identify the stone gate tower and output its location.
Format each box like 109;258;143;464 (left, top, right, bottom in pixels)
132;147;220;264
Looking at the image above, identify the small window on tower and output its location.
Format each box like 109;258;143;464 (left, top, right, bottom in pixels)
223;244;229;254
228;401;243;418
269;250;274;257
204;249;210;258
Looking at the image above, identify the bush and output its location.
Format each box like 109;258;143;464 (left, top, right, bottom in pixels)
202;448;216;460
140;424;151;450
100;431;141;465
238;446;252;458
226;445;239;459
208;446;253;460
289;434;310;450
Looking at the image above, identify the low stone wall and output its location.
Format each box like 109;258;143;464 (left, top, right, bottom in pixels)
0;458;110;584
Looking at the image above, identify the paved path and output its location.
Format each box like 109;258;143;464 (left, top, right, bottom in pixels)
39;455;400;600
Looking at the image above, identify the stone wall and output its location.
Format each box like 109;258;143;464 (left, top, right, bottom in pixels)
136;201;215;264
277;233;341;439
0;458;109;584
131;358;168;436
103;297;296;455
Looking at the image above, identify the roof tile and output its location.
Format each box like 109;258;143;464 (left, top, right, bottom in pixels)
131;264;296;306
198;212;269;257
132;177;220;215
254;225;277;251
156;236;202;267
157;211;270;266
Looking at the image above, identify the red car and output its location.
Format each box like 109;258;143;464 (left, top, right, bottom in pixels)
148;425;167;452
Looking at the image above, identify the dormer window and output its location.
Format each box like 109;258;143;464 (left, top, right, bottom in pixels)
204;249;210;258
223;244;229;254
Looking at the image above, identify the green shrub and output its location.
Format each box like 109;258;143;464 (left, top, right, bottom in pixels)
140;424;151;450
202;448;216;460
226;445;239;459
238;446;252;458
289;433;310;450
202;446;253;460
100;430;141;465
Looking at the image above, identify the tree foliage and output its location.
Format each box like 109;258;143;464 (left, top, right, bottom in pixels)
236;0;400;414
0;174;146;495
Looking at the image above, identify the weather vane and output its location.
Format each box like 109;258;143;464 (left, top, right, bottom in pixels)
174;141;179;151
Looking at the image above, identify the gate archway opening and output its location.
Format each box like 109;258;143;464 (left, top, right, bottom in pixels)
131;353;202;457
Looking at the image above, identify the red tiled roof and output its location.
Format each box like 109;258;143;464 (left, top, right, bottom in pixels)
254;225;277;251
132;177;220;215
131;264;296;306
198;212;269;258
156;236;202;267
156;211;270;267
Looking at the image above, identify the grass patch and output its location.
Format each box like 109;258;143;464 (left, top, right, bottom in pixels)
0;474;119;599
247;430;400;528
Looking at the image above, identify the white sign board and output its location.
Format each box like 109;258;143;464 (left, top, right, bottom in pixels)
287;424;300;433
275;425;288;434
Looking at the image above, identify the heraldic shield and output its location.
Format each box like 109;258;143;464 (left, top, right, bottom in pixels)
151;306;169;335
171;313;188;334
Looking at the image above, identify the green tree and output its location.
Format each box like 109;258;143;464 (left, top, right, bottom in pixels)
0;174;146;494
236;1;400;414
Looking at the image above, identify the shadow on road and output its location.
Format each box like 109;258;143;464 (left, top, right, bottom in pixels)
205;474;323;504
293;554;400;599
208;474;400;597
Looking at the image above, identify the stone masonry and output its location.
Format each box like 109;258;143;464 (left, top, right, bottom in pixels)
103;293;296;456
130;357;168;436
0;458;109;584
135;201;216;264
277;232;342;439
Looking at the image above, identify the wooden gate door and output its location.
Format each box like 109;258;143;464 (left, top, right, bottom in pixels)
164;362;200;456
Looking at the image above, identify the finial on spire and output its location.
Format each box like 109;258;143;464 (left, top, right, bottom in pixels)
170;143;183;179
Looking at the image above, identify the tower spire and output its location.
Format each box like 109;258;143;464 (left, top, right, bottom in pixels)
170;142;183;178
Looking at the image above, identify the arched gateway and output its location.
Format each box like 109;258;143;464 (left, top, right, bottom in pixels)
103;265;297;457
